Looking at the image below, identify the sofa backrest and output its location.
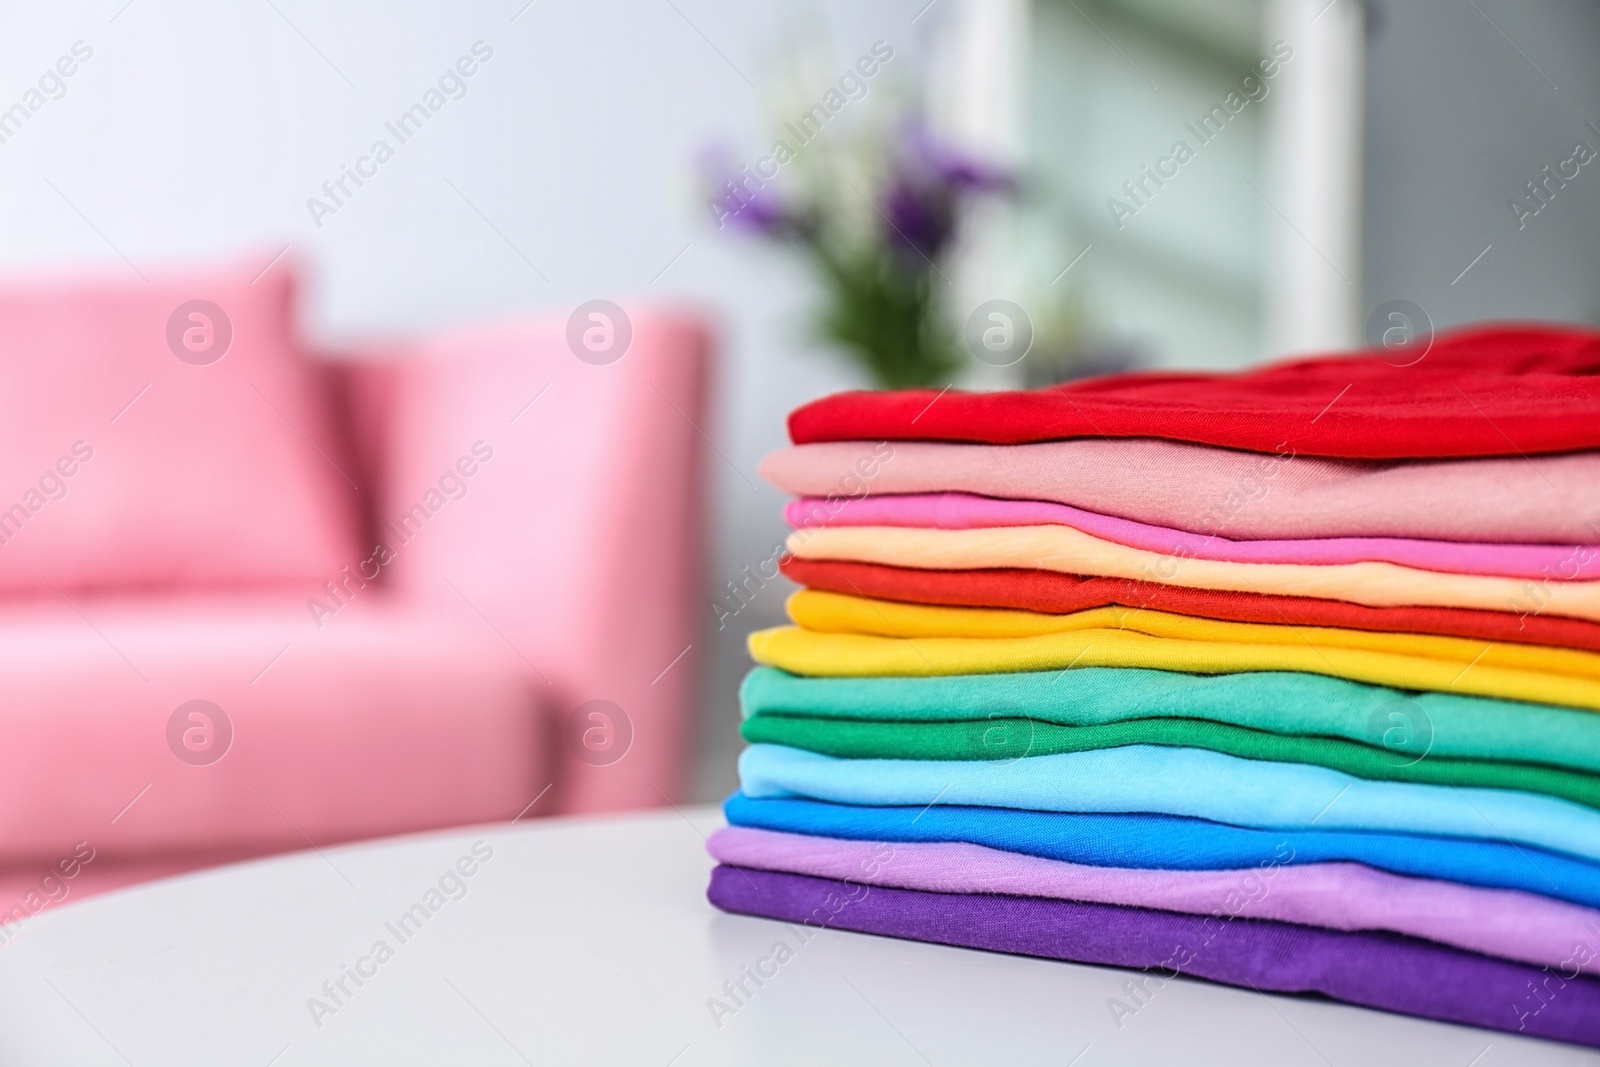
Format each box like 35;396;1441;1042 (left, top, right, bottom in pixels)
324;308;714;807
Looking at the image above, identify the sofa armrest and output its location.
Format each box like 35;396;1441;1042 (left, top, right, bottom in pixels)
371;308;713;812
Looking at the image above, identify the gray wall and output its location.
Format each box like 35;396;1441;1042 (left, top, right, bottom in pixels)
1362;0;1600;329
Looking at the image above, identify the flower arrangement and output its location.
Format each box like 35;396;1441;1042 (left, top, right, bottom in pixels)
706;117;1013;389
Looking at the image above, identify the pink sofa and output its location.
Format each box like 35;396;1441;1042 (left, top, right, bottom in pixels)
0;259;710;919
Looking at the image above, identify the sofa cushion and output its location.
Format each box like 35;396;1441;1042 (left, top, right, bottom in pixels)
0;255;358;594
0;591;546;861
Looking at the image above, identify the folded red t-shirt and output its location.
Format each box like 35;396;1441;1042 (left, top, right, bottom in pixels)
787;324;1600;459
779;557;1600;653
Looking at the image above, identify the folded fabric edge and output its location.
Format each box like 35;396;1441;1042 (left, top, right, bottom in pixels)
737;713;1600;812
706;865;1600;1047
705;824;1600;971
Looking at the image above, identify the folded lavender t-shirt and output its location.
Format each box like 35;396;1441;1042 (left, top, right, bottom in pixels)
761;439;1600;544
709;825;1600;970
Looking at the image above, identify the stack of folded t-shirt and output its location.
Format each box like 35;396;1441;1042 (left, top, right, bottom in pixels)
706;325;1600;1047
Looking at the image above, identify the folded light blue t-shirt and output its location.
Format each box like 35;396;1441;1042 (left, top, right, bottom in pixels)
738;743;1600;864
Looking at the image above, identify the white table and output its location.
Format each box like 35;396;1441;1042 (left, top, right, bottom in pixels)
0;807;1579;1065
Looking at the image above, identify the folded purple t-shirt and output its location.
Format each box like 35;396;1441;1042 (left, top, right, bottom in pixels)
708;865;1600;1047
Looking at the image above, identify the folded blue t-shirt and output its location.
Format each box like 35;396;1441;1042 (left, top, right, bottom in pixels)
724;793;1600;909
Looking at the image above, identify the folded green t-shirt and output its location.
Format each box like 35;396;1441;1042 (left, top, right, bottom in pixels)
740;665;1600;775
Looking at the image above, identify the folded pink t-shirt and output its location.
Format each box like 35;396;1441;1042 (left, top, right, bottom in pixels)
760;439;1600;544
787;492;1600;580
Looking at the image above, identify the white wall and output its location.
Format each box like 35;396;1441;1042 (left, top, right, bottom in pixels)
0;0;941;800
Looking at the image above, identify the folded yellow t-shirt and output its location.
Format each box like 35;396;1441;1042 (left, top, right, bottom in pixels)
786;525;1600;623
749;591;1600;711
787;589;1600;679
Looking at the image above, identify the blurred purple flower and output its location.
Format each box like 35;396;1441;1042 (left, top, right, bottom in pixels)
898;119;1015;193
699;146;807;238
883;178;954;260
723;186;789;233
880;120;1013;261
700;119;1009;260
